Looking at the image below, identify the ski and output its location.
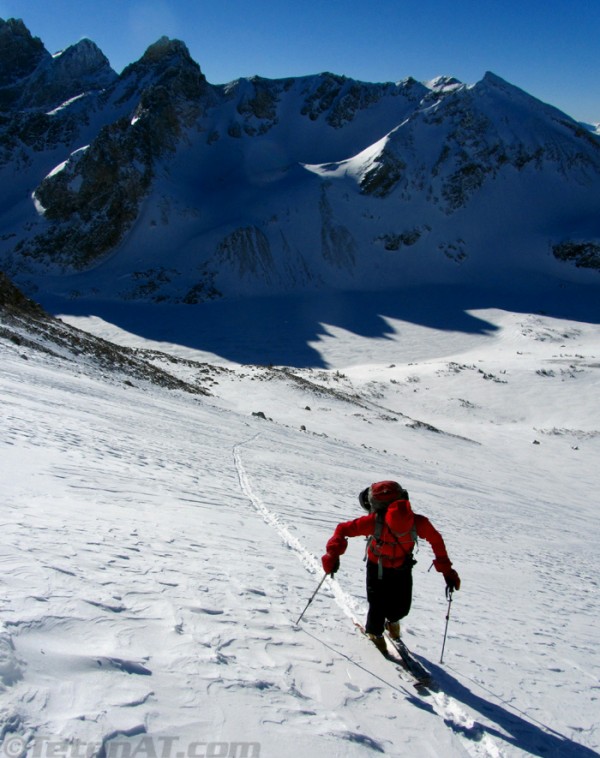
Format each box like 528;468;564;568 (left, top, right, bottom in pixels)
355;622;436;691
384;632;437;691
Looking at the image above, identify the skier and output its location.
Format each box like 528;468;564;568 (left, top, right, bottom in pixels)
321;480;460;653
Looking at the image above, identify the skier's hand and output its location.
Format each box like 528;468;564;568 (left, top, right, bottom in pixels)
444;569;461;592
326;534;348;556
322;553;340;576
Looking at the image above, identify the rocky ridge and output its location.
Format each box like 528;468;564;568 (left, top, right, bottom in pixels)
0;270;212;393
0;17;599;303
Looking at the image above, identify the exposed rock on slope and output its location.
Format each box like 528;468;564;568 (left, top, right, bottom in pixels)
0;18;599;303
0;270;211;393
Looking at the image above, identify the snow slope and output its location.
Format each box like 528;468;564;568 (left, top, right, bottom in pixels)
1;288;599;757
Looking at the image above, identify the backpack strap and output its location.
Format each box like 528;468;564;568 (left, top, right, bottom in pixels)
364;510;386;576
387;522;419;548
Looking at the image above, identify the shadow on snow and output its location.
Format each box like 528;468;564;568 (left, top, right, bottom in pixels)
422;657;600;758
40;282;600;369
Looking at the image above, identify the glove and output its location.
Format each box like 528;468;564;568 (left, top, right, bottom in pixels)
326;534;348;556
322;552;340;576
444;568;461;592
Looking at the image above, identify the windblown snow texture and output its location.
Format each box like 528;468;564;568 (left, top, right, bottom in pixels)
1;275;599;757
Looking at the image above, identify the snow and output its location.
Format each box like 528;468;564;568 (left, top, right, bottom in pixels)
1;289;599;758
36;146;90;195
31;192;47;216
46;160;70;179
2;31;599;756
46;94;87;117
2;62;600;305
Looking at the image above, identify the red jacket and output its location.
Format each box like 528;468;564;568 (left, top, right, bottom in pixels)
326;499;452;572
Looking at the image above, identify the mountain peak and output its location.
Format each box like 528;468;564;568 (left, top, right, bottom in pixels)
15;36;117;111
0;19;115;111
120;35;204;87
481;70;508;86
47;37;116;86
427;75;463;92
476;70;523;96
56;37;110;64
0;16;49;88
0;16;29;37
140;36;194;66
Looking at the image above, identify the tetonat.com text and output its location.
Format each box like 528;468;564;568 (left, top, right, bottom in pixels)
1;735;261;758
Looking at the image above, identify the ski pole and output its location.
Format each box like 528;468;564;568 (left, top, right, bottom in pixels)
439;587;454;664
295;573;328;625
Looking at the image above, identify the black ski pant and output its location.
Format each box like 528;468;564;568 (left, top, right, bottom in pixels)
365;560;413;636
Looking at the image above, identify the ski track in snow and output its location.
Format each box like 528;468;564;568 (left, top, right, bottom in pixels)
1;358;479;757
233;435;505;758
1;303;599;757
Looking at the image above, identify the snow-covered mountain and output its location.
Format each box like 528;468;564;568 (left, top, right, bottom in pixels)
0;19;116;112
0;17;599;304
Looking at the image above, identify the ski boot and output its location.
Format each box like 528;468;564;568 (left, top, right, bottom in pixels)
367;633;387;655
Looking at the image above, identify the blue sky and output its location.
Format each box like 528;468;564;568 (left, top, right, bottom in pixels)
1;0;599;123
